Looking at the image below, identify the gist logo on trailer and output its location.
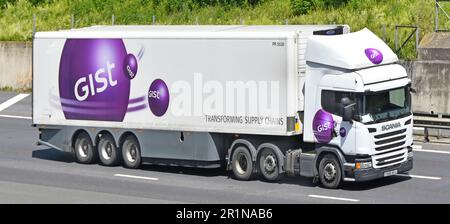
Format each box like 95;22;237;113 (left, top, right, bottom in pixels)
148;79;170;117
59;39;135;121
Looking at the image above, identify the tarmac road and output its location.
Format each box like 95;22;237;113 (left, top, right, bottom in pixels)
0;91;449;204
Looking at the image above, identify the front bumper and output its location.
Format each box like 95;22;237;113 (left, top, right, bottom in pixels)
349;158;413;182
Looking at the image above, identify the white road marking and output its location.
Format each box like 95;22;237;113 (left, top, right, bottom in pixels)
114;174;159;181
412;145;422;149
0;94;29;112
308;194;360;202
414;148;450;155
0;114;32;120
395;174;442;180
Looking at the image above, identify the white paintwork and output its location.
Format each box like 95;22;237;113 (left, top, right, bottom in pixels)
355;64;408;85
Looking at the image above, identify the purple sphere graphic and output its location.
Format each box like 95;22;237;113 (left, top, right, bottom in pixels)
148;79;170;117
339;127;347;138
59;39;130;121
312;109;335;143
365;48;383;65
123;54;138;79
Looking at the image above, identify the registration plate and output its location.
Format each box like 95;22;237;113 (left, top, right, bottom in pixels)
384;170;398;177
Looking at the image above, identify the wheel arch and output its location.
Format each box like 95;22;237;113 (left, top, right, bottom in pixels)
119;131;139;148
314;145;347;180
95;130;117;147
227;139;257;169
70;129;91;150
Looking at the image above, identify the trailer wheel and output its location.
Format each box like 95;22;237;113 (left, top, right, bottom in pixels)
257;148;280;182
74;132;97;164
318;154;342;189
122;135;141;169
231;146;253;181
98;134;120;166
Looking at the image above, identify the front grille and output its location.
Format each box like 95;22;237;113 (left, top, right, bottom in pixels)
375;135;406;145
375;147;404;156
375;141;406;151
371;127;409;168
374;152;405;167
374;128;406;139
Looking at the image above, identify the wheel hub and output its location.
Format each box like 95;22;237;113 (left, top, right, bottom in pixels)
106;143;112;156
324;163;337;181
127;145;137;162
102;142;113;159
78;139;88;157
236;153;248;175
263;154;276;173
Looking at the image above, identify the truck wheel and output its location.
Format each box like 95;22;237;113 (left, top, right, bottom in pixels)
98;134;120;166
231;146;253;181
74;132;97;164
318;154;342;189
122;136;141;169
258;148;280;182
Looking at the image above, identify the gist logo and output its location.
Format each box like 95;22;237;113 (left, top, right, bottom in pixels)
365;48;383;65
148;79;170;117
123;54;138;79
316;121;332;133
312;109;335;143
74;61;117;101
59;39;131;121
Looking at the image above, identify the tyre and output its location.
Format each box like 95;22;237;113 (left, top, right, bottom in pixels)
121;135;141;169
98;134;120;166
318;154;342;189
231;146;254;181
74;132;97;164
257;148;280;182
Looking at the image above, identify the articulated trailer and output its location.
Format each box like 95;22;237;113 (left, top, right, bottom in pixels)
33;25;413;188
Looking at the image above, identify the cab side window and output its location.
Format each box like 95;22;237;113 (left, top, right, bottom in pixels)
321;90;355;117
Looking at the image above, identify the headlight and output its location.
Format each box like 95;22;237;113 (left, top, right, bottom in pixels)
356;161;372;169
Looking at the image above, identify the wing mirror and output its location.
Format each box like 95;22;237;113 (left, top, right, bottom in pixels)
341;97;356;123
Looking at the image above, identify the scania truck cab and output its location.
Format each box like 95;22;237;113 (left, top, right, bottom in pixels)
301;28;413;188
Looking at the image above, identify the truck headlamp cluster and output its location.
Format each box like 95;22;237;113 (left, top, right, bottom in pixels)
355;161;372;170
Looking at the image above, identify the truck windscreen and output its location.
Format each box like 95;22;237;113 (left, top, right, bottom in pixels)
357;87;411;124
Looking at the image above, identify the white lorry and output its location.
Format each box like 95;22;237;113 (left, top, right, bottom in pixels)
33;25;413;188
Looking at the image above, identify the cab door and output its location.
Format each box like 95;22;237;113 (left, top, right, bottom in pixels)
319;89;357;155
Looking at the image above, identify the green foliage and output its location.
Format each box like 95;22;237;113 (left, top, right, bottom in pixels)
291;0;315;15
291;0;350;15
320;0;349;8
0;0;440;59
0;0;16;8
27;0;49;5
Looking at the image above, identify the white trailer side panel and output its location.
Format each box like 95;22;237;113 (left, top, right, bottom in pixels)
33;33;298;136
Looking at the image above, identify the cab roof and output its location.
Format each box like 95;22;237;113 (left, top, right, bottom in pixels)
306;28;398;70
